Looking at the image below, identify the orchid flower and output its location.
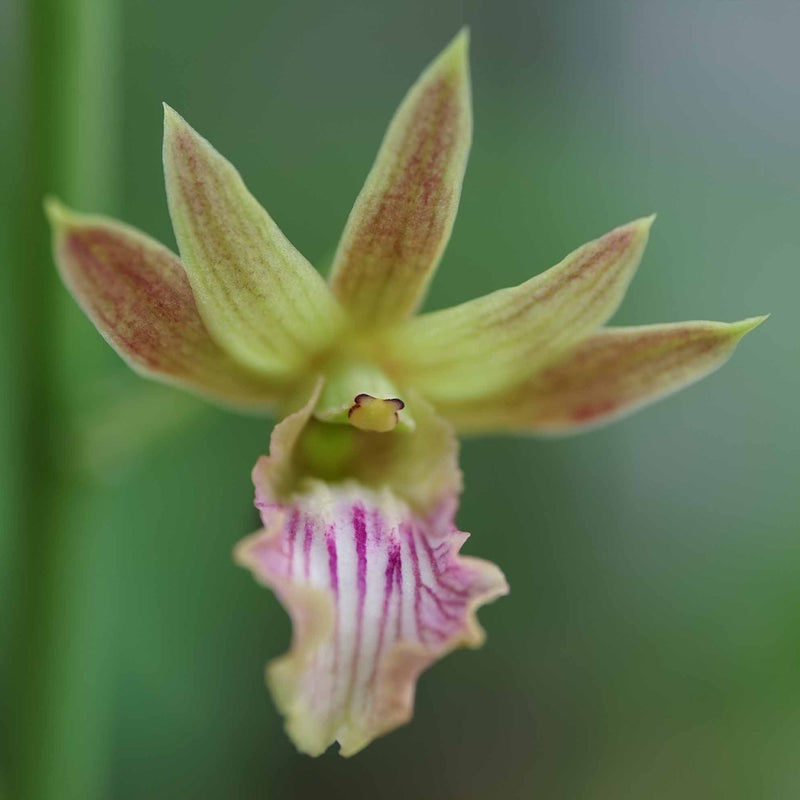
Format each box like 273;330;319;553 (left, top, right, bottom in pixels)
46;30;764;756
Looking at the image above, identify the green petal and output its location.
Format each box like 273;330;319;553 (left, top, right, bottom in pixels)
382;217;653;402
46;199;288;411
163;105;343;376
329;30;472;326
439;317;767;434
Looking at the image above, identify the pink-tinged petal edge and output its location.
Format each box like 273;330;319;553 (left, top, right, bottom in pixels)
235;480;507;756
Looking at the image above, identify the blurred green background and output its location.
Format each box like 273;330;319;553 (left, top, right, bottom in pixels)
1;0;797;797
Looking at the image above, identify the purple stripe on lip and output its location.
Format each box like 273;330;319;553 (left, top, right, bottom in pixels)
325;524;340;688
421;583;460;622
402;521;424;642
394;538;404;640
369;536;401;687
419;532;471;598
346;504;369;701
325;525;339;595
354;504;368;607
287;509;300;573
303;517;314;581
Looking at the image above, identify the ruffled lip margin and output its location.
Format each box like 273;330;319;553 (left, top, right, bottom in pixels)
235;480;508;756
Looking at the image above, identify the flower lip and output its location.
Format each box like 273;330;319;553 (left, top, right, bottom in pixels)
348;394;405;433
236;478;508;757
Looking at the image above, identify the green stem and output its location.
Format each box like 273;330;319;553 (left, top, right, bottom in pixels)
10;0;120;797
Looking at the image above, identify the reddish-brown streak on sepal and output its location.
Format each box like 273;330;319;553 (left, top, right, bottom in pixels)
482;229;635;331
48;204;286;408
523;323;749;428
162;105;344;376
339;77;459;285
329;31;472;328
571;399;619;422
435;316;764;434
62;226;203;369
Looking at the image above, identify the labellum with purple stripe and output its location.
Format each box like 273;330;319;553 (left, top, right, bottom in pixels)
236;388;506;755
237;479;506;756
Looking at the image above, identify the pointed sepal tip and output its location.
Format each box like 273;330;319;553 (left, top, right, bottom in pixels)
730;314;769;337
